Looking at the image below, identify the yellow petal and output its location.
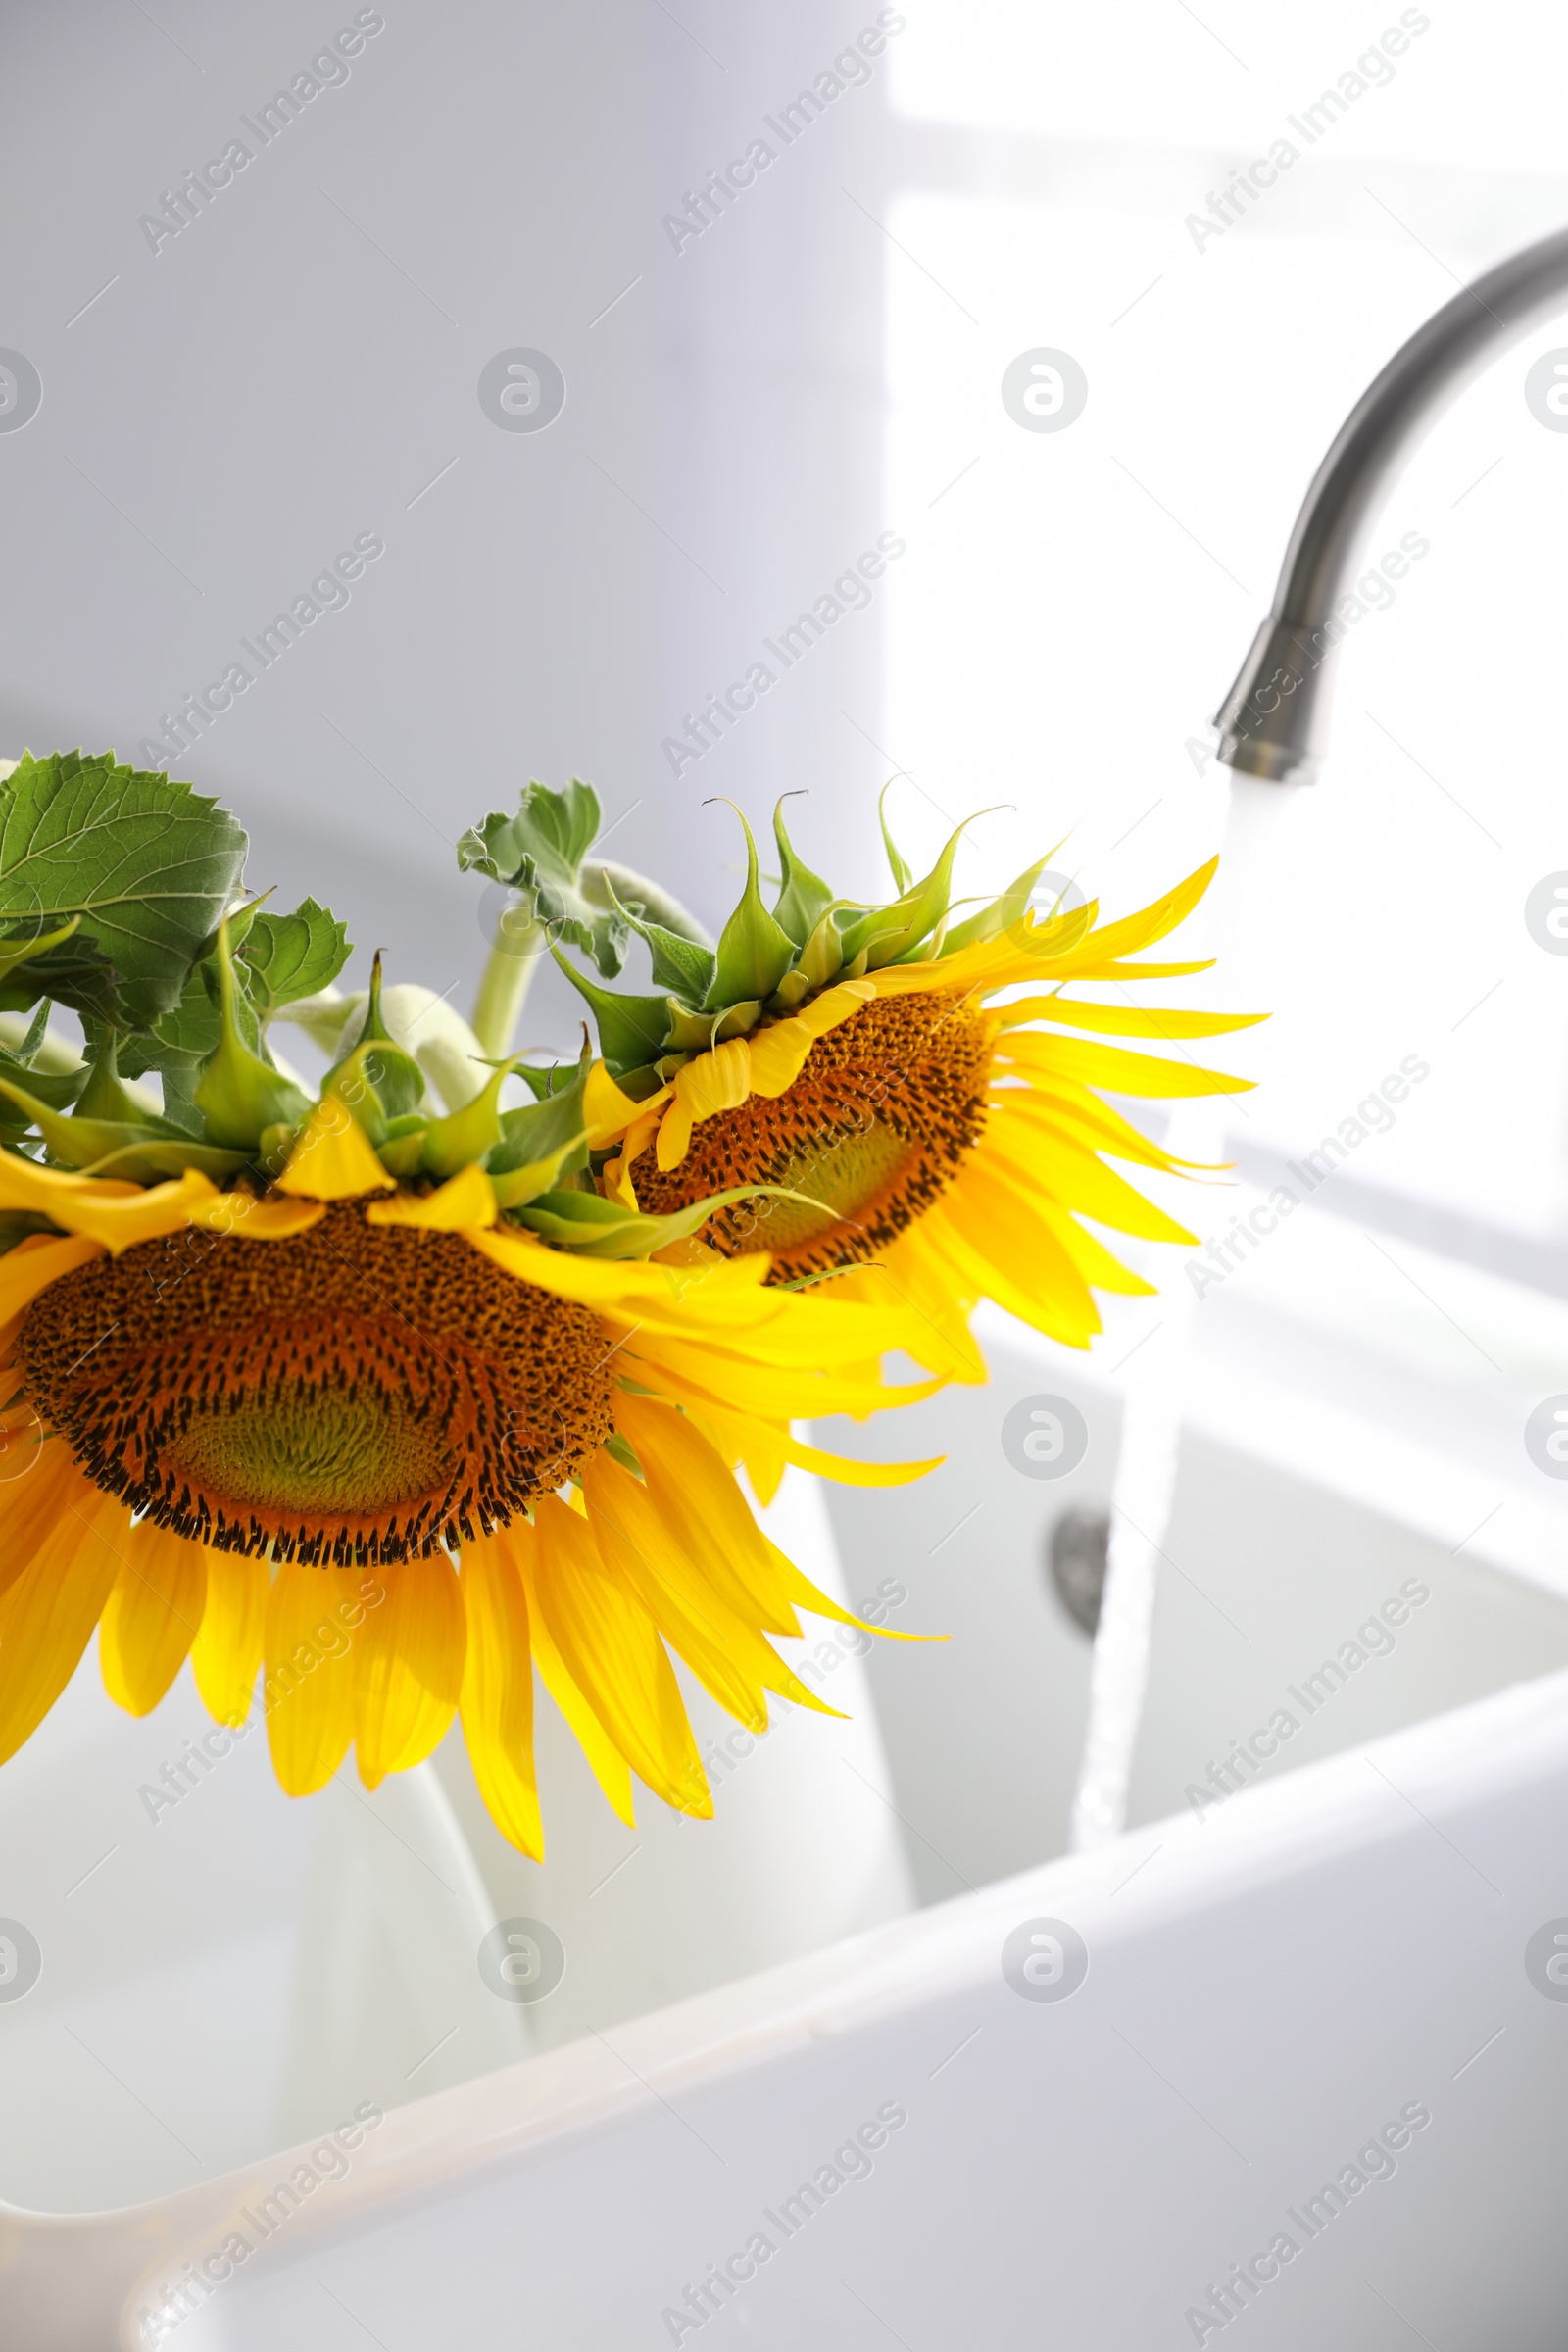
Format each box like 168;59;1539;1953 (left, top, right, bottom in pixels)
364;1164;498;1231
0;1485;126;1765
469;1225;772;1335
746;980;874;1098
264;1560;376;1793
1035;857;1218;974
657;1038;753;1171
938;1171;1102;1347
584;1061;670;1150
98;1520;208;1716
530;1492;710;1817
46;1169;220;1254
605;1104;665;1204
190;1549;270;1726
653;1093;694;1172
582;1457;832;1729
0;1233;103;1336
760;1519;940;1646
623;1326;931;1422
0;1155;134;1215
996;996;1265;1041
0;1439;98;1607
772;1428;945;1487
513;1521;636;1826
855;1227;987;1384
999;1031;1253;1100
353;1548;466;1788
612;1390;802;1637
982;1118;1197;1244
275;1098;395;1200
187;1191;327;1241
458;1526;542;1858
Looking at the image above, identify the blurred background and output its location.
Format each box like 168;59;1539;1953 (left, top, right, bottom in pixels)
7;0;1568;2215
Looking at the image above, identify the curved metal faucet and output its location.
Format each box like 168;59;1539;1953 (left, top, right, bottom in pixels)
1215;225;1568;782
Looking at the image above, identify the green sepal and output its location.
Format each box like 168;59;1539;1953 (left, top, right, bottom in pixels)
487;1045;592;1207
771;798;835;948
376;1120;429;1178
4;1003;50;1064
769;969;813;1011
706;805;796;1008
0;914;84;987
257;1122;299;1181
514;1181;827;1260
0;1074;184;1172
192;918;314;1149
76;1139;255;1184
797;908;847;991
0;1009;83;1122
939;857;1052;957
0;928;125;1026
322;956;424;1121
74;1026;164;1127
711;999;762;1042
663;1001;718;1053
603;1062;667;1104
601;873;716;1004
509;1062;578;1103
878;782;914;895
119;922;266;1116
551;943;673;1077
837;810;1000;969
419;1055;528;1180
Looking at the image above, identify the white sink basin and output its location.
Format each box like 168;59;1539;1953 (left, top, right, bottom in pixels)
4;1329;1566;2344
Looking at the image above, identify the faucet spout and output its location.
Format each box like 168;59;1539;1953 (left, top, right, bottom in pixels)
1215;225;1568;783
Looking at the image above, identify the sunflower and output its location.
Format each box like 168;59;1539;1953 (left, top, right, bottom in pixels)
551;795;1262;1379
0;752;937;1854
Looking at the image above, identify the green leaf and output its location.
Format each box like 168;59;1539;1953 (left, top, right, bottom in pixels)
458;778;627;979
771;798;834;948
601;874;716;1004
0;750;249;1026
551;945;673;1077
458;777;602;886
238;898;351;1016
706;805;797;1009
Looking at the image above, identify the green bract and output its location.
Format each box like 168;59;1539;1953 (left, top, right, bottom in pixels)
546;787;1046;1085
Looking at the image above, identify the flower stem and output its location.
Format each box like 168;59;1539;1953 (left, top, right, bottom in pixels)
468;862;714;1059
470;926;543;1060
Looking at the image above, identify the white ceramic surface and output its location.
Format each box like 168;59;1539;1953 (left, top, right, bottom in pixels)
6;1665;1567;2347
